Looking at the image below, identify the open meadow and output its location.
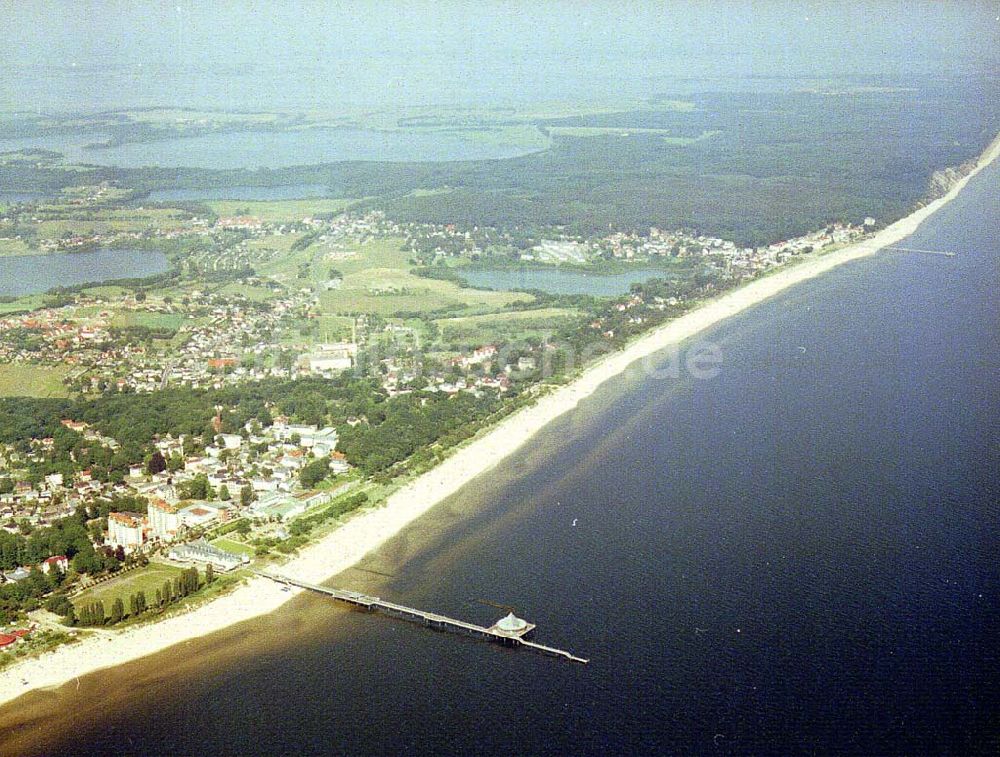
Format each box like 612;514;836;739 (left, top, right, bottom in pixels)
72;562;186;613
0;364;71;397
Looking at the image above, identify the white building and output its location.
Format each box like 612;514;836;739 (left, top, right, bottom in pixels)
148;498;181;541
108;512;145;553
168;539;246;572
300;342;357;376
178;502;224;529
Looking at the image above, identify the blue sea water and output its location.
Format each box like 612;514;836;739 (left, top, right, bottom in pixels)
2;136;996;757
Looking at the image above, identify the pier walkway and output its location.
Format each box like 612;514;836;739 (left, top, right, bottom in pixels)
254;570;589;664
882;245;957;257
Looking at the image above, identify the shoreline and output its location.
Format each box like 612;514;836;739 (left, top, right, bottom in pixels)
2;132;997;709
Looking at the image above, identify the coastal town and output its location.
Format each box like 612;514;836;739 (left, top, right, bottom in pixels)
0;181;878;664
0;3;997;752
1;189;874;397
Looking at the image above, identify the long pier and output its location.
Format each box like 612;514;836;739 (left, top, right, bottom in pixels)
882;245;957;257
255;570;589;664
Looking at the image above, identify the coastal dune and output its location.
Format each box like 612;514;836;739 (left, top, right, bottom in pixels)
1;133;997;709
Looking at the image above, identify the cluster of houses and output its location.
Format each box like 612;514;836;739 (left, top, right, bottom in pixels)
0;205;407;396
1;414;354;575
144;294;314;392
2;556;69;585
400;213;876;278
104;419;351;550
0;423;123;527
0;308;117;373
298;342;357;377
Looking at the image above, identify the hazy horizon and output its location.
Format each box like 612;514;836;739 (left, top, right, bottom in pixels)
3;0;998;113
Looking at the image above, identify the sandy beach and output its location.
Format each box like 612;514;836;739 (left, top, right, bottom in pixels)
1;133;997;709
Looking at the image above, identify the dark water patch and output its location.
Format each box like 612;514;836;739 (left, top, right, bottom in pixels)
0;248;170;296
2;128;541;170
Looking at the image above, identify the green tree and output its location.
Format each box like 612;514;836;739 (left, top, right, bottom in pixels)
205;563;215;585
240;484;254;507
44;593;73;617
110;597;125;624
178;474;212;500
219;484;231;502
299;457;330;488
146;450;167;475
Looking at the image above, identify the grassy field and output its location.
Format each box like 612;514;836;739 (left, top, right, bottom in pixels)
210;537;256;557
73;562;186;612
321;237;410;276
0;237;33;256
214;282;284;302
0;294;46;315
34;208;189;239
279;313;355;346
321;266;528;316
206;198;359;222
0;364;72;397
319;238;531;316
435;307;580;346
258;235;533;317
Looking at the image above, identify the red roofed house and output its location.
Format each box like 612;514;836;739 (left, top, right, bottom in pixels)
0;633;17;649
40;555;69;574
329;451;350;475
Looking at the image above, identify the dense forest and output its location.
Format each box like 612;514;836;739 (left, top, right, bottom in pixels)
0;373;512;483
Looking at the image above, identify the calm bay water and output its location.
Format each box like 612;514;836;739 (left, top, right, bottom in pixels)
1;163;996;755
463;267;672;296
0;128;537;170
0;248;170;296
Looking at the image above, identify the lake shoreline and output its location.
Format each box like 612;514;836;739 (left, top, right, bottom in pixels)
0;247;173;297
1;131;997;710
